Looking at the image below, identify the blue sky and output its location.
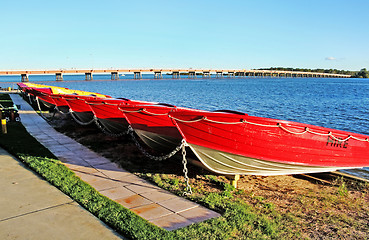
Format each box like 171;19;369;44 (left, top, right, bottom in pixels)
0;0;368;71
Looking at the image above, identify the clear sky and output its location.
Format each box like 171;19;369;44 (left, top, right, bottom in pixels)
0;0;368;71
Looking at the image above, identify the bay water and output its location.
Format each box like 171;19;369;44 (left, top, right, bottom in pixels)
2;74;368;179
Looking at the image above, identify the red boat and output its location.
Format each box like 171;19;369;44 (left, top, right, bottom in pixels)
63;94;110;124
48;93;70;113
118;104;183;153
169;108;369;176
27;87;56;109
85;98;154;134
17;83;110;113
17;83;34;96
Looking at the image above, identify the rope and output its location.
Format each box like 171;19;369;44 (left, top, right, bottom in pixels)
50;95;62;99
69;109;95;125
86;102;105;106
54;105;70;115
104;102;119;106
170;114;369;143
204;117;244;125
35;97;56;122
141;109;169;116
117;107;142;113
169;115;204;123
28;93;33;104
277;124;308;135
350;136;369;142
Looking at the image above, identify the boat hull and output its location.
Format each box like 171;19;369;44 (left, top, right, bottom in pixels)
86;98;153;134
170;108;369;175
134;128;182;153
64;95;99;124
119;104;183;153
29;88;56;109
187;143;349;175
49;95;70;113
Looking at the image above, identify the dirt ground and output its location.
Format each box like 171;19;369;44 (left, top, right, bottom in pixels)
49;113;369;239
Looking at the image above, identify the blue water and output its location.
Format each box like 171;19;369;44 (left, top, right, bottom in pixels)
2;74;369;179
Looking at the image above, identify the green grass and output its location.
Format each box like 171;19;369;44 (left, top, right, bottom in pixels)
148;173;290;239
0;93;290;239
0;94;14;108
0;121;166;239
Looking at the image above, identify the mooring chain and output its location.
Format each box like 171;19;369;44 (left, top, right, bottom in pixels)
93;116;127;137
126;125;185;161
126;125;193;194
181;142;193;195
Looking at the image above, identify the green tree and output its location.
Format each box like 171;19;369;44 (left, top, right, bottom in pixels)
355;68;369;78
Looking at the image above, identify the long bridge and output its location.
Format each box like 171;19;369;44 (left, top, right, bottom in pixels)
0;69;351;81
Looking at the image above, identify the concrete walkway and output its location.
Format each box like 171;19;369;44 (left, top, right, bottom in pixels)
0;147;123;240
10;94;220;230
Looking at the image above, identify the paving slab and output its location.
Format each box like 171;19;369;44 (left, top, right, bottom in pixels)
0;148;123;240
116;194;153;209
140;190;177;203
89;177;124;191
158;197;198;213
179;206;220;223
125;180;162;194
100;186;136;200
9;93;221;230
0;174;72;220
150;213;195;231
130;203;173;220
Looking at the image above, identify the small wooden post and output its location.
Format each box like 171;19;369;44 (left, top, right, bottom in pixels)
1;119;7;134
228;174;240;188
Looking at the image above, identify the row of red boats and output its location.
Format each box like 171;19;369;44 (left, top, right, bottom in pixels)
18;82;369;176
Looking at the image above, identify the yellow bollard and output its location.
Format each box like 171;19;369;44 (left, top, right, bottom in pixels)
1;119;7;134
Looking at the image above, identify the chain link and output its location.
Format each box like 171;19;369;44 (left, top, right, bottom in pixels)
127;125;185;161
93;116;127;137
127;125;193;195
181;142;192;195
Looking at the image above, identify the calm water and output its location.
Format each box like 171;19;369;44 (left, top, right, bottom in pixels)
2;74;369;179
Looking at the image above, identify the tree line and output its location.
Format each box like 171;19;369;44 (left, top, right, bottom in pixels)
257;67;369;78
